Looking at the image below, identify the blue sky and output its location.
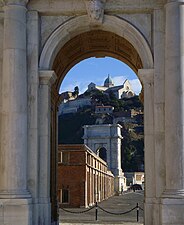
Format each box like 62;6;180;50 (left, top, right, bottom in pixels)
59;57;142;95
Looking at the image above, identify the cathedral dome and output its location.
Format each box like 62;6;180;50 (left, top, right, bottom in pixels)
104;75;114;87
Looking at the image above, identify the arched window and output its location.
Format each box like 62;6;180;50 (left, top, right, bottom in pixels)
98;147;107;162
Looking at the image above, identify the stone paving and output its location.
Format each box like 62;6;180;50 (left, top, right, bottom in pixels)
60;223;142;225
59;191;144;225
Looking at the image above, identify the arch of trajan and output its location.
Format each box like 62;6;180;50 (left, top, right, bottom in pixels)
0;0;183;224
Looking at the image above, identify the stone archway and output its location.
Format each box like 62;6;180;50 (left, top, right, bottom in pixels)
39;15;153;70
52;30;142;91
38;15;154;225
1;1;184;225
83;124;124;194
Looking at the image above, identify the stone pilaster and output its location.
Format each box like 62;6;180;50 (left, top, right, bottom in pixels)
161;1;184;224
138;69;155;225
0;0;30;198
164;0;184;196
152;7;166;225
38;70;56;225
0;1;31;225
27;10;40;225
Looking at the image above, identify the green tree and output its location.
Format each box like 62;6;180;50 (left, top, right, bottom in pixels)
72;86;79;97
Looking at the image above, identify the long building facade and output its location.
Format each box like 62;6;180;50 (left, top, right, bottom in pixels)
58;144;114;208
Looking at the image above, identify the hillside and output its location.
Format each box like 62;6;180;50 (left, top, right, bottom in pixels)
58;93;144;172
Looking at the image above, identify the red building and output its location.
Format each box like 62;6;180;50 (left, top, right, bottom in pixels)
58;144;114;208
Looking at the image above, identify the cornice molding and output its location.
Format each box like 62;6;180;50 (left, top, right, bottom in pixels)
39;70;57;86
166;0;184;3
2;0;28;6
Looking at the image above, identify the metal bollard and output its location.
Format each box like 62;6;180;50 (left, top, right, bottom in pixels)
95;202;98;221
136;203;139;222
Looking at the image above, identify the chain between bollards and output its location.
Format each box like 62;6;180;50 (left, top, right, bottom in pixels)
61;201;142;222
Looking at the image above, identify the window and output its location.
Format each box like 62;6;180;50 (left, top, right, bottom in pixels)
62;189;69;203
61;152;70;164
58;152;62;163
98;147;107;162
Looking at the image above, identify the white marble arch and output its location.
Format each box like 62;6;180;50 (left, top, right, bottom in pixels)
38;14;155;225
39;15;153;73
1;1;184;224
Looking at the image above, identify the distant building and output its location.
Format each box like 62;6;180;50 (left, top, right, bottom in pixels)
83;124;127;194
87;75;135;99
130;109;144;124
58;144;114;208
112;110;133;124
124;172;144;187
59;97;92;115
60;91;77;102
88;82;107;92
95;105;114;114
59;75;135;115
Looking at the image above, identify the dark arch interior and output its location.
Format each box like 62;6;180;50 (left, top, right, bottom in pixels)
98;147;107;162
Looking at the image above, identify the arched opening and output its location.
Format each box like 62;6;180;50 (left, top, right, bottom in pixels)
52;30;142;92
97;147;107;162
51;30;144;222
39;15;153;224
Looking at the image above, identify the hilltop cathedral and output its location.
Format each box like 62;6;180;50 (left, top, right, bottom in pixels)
59;75;135;115
88;75;135;99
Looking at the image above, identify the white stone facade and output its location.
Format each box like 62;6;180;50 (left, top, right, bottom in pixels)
95;105;114;114
83;124;125;195
0;0;183;225
88;77;135;99
59;97;91;115
125;172;145;187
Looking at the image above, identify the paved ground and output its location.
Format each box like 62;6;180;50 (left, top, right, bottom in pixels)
60;223;142;225
59;191;144;225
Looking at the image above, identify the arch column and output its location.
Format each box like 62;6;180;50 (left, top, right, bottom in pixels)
162;1;184;224
39;70;56;225
138;69;155;225
0;0;32;224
